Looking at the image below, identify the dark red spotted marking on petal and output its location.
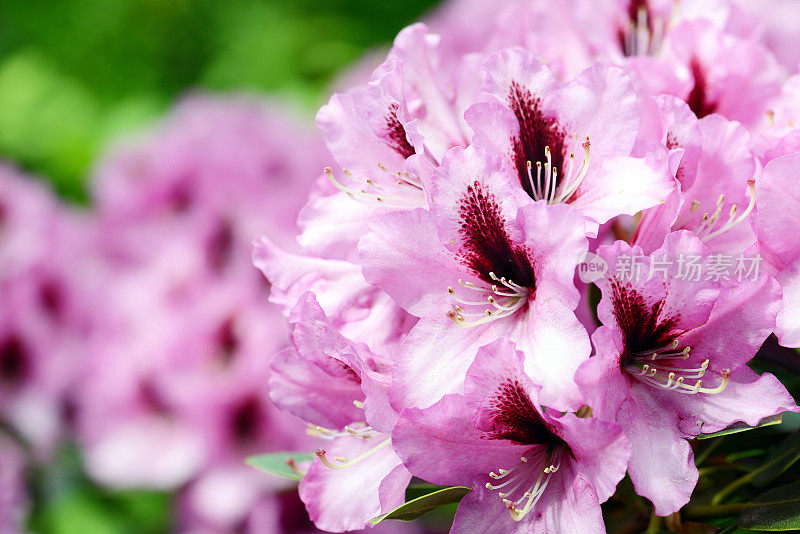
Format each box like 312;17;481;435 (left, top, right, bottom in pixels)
482;378;565;447
611;279;683;358
508;82;566;199
686;58;717;118
665;133;690;184
458;181;536;288
0;335;29;385
335;359;362;383
385;103;415;159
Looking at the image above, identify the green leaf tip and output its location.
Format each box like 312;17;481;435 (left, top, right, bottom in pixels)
697;413;783;440
371;486;470;524
245;452;313;481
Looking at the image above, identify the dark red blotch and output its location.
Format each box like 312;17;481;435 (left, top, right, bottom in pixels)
484;378;566;448
509;82;567;199
0;335;29;386
611;279;683;358
385;103;415;159
458;181;536;288
686;58;717;118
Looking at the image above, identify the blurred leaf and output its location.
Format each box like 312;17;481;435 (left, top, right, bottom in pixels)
0;51;99;200
371;486;470;524
698;414;783;440
751;431;800;486
109;490;172;534
246;451;312;481
35;489;124;534
738;480;800;531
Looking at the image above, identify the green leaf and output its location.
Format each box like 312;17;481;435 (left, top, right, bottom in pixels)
371;486;470;524
697;414;783;440
245;452;313;481
738;480;800;531
751;431;800;486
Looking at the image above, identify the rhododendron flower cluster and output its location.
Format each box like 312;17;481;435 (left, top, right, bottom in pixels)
255;1;800;532
0;96;374;534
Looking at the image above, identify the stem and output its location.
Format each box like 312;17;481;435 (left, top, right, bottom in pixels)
694;438;721;467
683;503;749;520
697;464;748;478
645;509;662;532
711;472;754;506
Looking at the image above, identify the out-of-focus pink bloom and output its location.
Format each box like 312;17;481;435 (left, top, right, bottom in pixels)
735;0;800;72
628;18;783;127
393;339;630;533
576;232;796;515
360;145;590;411
76;94;327;530
93;95;327;257
0;436;28;534
0;165;90;454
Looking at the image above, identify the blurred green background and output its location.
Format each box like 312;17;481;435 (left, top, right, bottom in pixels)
0;0;441;202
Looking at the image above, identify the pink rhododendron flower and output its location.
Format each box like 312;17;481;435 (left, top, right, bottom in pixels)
74;94;328;530
394;339;630;533
251;3;800;531
576;231;797;514
633;99;757;255
754;152;800;348
467;47;673;231
269;293;411;532
360;145;590;410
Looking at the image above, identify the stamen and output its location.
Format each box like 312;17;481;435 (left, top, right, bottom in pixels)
307;421;378;440
447;275;529;328
323;166;425;209
625;345;729;395
701;180;756;242
315;438;391;470
555;138;591;204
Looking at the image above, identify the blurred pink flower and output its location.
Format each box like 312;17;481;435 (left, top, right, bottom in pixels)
73;94;329;530
0;164;91;454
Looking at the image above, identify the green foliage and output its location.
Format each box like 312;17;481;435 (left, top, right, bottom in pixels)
0;0;441;198
22;443;172;534
738;480;800;531
698;414;784;440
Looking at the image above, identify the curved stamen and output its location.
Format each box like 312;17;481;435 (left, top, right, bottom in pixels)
524;138;590;204
307;421;379;440
555;138;591;203
315;438;391;470
324;166;425;209
484;448;561;521
625;352;730;395
701;180;756;243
